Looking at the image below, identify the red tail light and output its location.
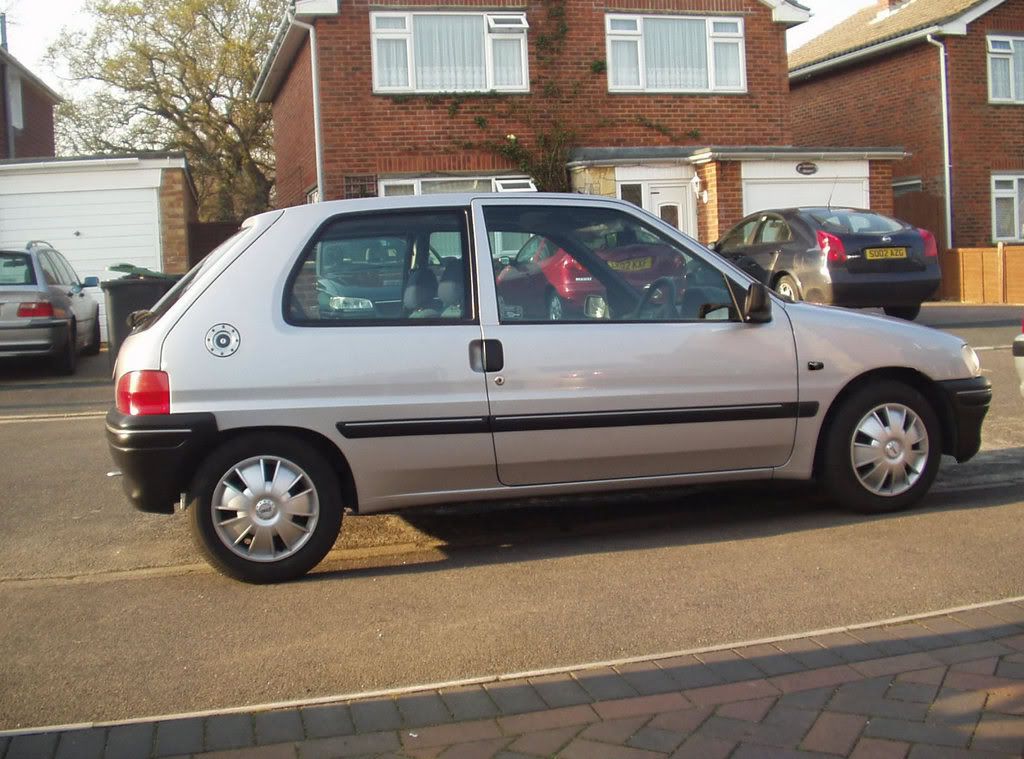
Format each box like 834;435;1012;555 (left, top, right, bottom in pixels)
562;256;592;281
817;230;847;265
17;301;54;318
116;370;170;416
920;228;938;258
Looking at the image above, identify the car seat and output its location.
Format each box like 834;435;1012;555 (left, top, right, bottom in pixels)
403;268;442;318
437;259;464;318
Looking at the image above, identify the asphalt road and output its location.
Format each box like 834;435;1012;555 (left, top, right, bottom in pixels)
0;304;1021;729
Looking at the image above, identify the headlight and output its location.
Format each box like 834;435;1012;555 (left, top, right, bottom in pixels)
961;344;981;377
328;296;374;311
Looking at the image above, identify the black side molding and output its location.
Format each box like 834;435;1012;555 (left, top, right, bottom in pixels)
337;401;818;439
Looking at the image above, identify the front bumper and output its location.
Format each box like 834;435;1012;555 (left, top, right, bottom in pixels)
106;408;218;514
936;377;992;463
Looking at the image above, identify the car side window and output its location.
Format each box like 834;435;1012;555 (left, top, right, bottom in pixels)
38;252;62;286
756;218;792;245
719;218;759;253
55;253;81;286
484;204;739;324
286;210;473;324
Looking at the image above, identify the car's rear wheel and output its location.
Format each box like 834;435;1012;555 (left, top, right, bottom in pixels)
189;433;344;583
883;305;922;321
84;318;101;355
547;291;566;321
821;381;941;514
52;322;77;375
774;274;801;302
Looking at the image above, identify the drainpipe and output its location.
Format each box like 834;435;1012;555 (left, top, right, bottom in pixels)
1;13;15;160
290;14;325;202
927;34;953;249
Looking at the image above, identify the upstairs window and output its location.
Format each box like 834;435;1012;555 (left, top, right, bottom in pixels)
371;12;529;93
988;35;1024;103
606;14;745;93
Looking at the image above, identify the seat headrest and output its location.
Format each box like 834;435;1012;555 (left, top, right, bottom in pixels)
438;259;464;308
403;267;438;311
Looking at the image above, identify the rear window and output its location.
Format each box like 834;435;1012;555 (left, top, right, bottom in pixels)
0;252;36;285
809;210;906;235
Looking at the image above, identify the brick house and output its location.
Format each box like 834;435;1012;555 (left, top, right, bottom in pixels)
255;0;905;244
790;0;1024;249
0;47;60;160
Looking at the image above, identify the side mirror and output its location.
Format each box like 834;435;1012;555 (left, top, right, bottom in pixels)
584;294;609;320
743;282;772;324
82;276;100;288
497;255;512;267
126;309;152;330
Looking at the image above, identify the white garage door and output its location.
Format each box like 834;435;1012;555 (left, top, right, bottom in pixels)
742;160;870;217
0;187;162;342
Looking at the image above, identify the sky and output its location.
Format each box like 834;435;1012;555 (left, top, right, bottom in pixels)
3;0;876;93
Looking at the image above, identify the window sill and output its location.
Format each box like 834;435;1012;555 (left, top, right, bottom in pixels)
607;88;748;96
373;88;530;96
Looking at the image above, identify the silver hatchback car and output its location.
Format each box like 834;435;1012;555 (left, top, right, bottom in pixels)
106;195;991;583
0;242;101;374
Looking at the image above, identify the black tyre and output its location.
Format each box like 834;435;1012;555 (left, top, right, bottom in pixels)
189;433;344;583
84;317;101;355
821;381;941;514
51;323;77;375
774;274;801;302
883;305;922;321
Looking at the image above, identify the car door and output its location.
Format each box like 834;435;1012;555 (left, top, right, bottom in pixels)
743;214;796;281
52;252;94;332
472;197;804;487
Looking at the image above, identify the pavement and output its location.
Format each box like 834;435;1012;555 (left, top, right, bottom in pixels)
4;598;1024;758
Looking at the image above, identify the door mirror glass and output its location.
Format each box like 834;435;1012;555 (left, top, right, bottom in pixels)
498;255;512;267
743;282;772;324
584;294;609;320
82;276;100;288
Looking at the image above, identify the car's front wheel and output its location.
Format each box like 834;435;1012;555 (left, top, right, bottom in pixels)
774;274;801;302
189;433;344;583
821;381;941;514
883;305;922;321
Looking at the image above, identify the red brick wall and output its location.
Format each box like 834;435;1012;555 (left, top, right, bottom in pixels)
272;40;318;208
869;160;894;217
946;0;1024;246
273;0;794;207
790;0;1024;247
0;73;57;159
696;160;744;242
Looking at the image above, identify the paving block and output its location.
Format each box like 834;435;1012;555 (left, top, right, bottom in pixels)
558;737;662;759
204;713;254;751
506;725;583;756
54;728;105;759
527;675;592;708
811;632;887;664
773;638;846;670
626;726;686;753
970;712;1024;754
401;718;501;750
104;722;154;759
694;650;765;683
350;698;403;733
670;732;736;758
614;661;681;695
497;704;596;735
484;682;547;716
300;704;355;739
6;733;59;759
715;697;775;723
154;717;205;756
655;655;725;690
298;730;401;758
800;711;867;755
849;736;911;759
735;644;806;677
255;709;306;745
439;686;500;722
579;715;648;745
396;692;453;728
863;716;971;748
572;667;638;702
886;680;940;703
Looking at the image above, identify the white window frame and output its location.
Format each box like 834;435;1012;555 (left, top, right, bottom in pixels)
371;11;530;94
992;174;1024;242
379;175;537;196
987;35;1024;104
605;13;746;94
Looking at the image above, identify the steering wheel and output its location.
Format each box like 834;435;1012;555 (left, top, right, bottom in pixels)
633;276;678;320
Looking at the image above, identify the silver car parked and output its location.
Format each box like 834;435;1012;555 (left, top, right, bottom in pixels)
0;241;101;374
106;195;991;583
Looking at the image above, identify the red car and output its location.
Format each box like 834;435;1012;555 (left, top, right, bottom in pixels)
495;233;686;320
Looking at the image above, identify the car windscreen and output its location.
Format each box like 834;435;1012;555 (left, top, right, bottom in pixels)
0;252;36;285
809;210;907;234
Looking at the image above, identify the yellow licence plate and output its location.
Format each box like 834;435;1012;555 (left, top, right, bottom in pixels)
608;256;653;272
865;247;908;260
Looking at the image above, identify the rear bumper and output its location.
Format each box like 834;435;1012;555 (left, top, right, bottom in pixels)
106;408;219;514
798;269;940;308
0;320;68;358
937;377;992;463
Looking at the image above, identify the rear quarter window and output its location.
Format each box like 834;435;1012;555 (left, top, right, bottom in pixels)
0;253;36;285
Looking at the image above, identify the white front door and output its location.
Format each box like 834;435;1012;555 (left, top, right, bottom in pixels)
648;184;689;232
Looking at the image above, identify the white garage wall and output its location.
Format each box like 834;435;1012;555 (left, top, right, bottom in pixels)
0;159;179;342
742;160;870;217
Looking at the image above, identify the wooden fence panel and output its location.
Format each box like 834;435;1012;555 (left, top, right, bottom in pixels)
1006;246;1024;304
943;246;1024;304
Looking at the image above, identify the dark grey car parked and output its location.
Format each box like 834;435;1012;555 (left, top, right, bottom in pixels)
0;242;101;374
712;208;942;320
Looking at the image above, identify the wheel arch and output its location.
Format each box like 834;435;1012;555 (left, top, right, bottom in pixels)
189;425;359;513
812;367;957;479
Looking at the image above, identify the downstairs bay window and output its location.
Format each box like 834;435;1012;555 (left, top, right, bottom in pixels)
993;175;1024;241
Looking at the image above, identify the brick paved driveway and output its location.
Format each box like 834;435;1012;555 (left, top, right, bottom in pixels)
5;600;1024;758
